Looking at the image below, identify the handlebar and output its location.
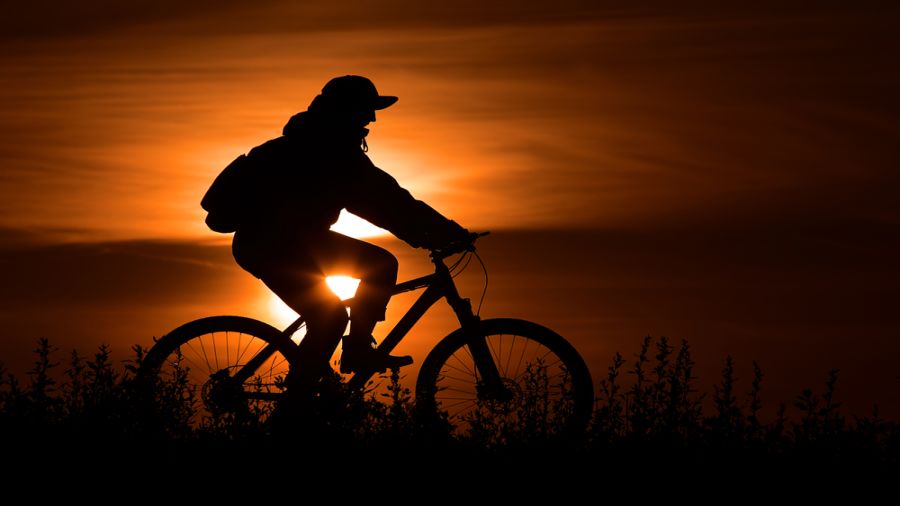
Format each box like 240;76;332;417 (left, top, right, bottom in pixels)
430;231;490;260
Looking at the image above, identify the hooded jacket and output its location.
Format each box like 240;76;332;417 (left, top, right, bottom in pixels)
233;111;466;253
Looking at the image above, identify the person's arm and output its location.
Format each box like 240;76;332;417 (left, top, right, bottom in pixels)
345;157;468;249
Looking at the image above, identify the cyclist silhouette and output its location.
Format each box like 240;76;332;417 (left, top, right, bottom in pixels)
230;75;469;382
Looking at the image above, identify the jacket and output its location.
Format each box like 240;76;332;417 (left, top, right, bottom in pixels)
234;111;466;250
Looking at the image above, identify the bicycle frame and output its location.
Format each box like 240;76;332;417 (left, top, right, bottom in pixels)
347;254;486;389
234;251;505;394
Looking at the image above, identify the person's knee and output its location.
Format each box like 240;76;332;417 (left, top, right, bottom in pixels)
312;302;349;334
386;251;399;274
372;248;399;284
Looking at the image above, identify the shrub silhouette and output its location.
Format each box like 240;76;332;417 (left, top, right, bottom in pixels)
1;336;897;468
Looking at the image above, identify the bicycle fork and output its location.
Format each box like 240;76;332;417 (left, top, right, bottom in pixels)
448;294;510;402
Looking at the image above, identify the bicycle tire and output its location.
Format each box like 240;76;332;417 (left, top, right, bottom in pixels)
416;318;594;440
139;316;298;429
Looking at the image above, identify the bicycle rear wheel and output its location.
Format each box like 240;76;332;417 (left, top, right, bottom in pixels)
416;318;594;441
139;316;298;431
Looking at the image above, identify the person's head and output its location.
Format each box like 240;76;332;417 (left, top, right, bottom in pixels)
308;75;397;130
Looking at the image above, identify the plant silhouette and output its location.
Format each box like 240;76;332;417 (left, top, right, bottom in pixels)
1;336;897;470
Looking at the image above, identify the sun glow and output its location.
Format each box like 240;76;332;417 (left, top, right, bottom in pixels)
326;276;361;301
265;293;302;341
265;278;358;343
330;210;388;238
266;276;359;324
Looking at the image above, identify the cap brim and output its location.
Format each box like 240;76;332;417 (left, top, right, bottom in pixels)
373;96;398;110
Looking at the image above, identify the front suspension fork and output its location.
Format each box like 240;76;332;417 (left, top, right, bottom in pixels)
454;298;507;399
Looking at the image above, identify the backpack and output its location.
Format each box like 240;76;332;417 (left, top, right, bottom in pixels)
200;153;255;233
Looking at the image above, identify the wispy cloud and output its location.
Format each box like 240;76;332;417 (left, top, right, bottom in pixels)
1;2;898;242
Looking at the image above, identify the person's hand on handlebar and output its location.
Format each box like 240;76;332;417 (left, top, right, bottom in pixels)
431;231;489;259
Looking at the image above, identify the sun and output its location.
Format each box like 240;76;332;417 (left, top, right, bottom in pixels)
265;276;360;334
325;275;361;301
262;211;373;324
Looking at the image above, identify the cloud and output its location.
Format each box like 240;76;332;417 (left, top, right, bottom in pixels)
1;2;898;241
0;1;668;41
0;229;233;307
7;1;895;41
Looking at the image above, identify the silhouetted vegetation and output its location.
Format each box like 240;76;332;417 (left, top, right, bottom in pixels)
1;336;897;471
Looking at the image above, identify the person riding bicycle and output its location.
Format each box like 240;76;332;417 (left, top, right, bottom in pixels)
230;75;470;377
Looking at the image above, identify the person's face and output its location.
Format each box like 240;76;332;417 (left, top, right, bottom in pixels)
328;105;376;133
350;107;376;128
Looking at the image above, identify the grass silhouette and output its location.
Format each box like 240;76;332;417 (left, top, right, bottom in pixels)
1;336;897;471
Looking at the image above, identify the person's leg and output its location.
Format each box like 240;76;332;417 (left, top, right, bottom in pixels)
301;231;397;336
249;250;348;388
305;232;409;372
235;230;408;375
270;275;348;366
234;241;348;433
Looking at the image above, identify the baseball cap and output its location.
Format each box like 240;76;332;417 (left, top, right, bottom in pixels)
320;75;398;110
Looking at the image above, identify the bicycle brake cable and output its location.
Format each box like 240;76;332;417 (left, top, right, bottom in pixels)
447;251;466;271
451;252;474;278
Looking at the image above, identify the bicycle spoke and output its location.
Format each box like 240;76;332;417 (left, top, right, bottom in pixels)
439;398;478;407
261;356;275;379
449;352;475;376
455;405;477;419
196;333;213;373
183;340;203;367
235;332;243;366
421;322;593;438
513;360;564;383
179;353;206;378
462;345;475;369
436;373;470;383
513;336;529;380
511;348;541;382
437;396;478;401
504;334;516;377
438;386;482;395
441;361;470;379
170;344;203;371
239;340;269;377
260;361;275;381
272;354;288;370
212;332;220;371
235;333;254;366
146;319;294;428
488;334;500;368
461;345;483;382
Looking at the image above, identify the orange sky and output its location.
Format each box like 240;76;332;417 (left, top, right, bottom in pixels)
4;1;897;242
1;1;899;417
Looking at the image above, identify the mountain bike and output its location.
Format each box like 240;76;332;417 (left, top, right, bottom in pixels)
138;233;594;435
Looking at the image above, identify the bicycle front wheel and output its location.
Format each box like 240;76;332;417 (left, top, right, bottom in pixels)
139;316;298;430
416;318;594;441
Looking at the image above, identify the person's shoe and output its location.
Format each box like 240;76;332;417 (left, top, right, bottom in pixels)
340;345;413;374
